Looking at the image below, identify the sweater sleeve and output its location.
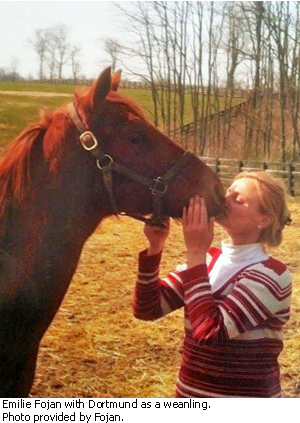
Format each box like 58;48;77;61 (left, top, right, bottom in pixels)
181;260;292;342
133;249;184;320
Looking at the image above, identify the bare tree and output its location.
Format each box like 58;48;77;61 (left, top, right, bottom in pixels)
44;29;57;81
221;2;245;153
115;1;300;162
264;1;292;162
116;2;161;127
289;2;300;160
117;2;193;143
50;25;72;81
102;37;122;72
9;57;20;82
30;25;81;82
238;1;264;157
70;46;81;82
262;14;274;161
30;29;47;81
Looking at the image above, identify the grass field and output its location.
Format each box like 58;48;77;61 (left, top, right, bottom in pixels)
0;93;71;146
0;81;242;148
0;83;155;148
0;81;81;93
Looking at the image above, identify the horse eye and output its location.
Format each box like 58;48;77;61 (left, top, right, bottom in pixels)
128;133;144;144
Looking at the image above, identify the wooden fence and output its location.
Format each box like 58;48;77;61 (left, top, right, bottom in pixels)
15;78;248;97
171;100;249;140
199;157;300;196
8;78;284;101
14;78;150;89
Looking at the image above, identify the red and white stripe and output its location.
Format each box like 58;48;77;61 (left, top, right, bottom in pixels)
133;247;292;398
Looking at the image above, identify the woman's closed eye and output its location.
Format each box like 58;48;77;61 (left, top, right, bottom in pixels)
233;194;245;204
227;189;244;204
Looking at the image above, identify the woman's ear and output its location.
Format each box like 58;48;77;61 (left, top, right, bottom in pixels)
259;213;274;229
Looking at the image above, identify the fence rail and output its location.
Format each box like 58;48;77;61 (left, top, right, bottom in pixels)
4;79;286;102
171;100;249;140
199;157;300;196
9;78;250;97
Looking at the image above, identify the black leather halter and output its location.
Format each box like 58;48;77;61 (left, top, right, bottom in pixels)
68;102;194;226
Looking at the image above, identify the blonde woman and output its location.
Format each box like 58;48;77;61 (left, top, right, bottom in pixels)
134;172;292;398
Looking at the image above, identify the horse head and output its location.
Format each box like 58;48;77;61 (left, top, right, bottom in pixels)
64;67;225;225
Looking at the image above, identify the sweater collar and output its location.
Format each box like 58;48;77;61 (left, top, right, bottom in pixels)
221;240;268;264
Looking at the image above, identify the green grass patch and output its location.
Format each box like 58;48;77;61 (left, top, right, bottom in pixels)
120;88;242;125
0;90;153;147
0;84;244;149
0;94;71;147
0;81;82;94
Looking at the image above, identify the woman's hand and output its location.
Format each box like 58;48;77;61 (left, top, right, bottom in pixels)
182;196;215;268
144;217;170;256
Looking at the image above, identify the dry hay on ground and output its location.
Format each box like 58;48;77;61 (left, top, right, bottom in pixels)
30;200;300;398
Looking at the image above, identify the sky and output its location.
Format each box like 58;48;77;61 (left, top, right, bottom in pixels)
0;1;128;79
0;0;271;85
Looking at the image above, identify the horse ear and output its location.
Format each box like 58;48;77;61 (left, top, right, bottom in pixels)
111;70;122;91
91;67;112;108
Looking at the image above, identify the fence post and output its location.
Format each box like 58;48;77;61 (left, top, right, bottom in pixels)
287;163;294;196
238;160;243;172
261;162;267;170
215;158;220;175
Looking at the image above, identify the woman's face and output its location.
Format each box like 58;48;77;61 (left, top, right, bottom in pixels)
216;178;270;236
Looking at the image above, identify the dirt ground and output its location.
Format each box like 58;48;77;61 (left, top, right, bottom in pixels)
29;200;300;398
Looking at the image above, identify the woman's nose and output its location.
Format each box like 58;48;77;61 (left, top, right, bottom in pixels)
225;192;234;205
226;190;231;198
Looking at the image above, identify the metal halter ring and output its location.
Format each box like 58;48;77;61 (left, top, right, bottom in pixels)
150;177;168;196
80;131;98;151
96;155;114;170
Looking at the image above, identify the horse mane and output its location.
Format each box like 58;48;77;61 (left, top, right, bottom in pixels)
105;91;146;120
75;86;146;122
0;110;53;218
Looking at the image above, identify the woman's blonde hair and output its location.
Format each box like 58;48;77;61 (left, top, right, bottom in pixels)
234;171;291;247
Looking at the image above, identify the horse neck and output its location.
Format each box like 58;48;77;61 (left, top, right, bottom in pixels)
0;114;116;326
44;119;113;241
1;152;110;318
39;154;109;247
6;133;111;278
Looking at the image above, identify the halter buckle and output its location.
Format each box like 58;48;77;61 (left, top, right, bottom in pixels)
80;131;98;151
151;177;168;196
96;155;114;170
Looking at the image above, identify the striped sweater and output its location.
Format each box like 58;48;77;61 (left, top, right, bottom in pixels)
133;243;292;398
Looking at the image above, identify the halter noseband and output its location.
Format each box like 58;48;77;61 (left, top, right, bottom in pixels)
68;102;194;226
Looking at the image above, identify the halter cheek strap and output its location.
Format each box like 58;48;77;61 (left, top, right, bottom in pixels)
67;102;194;226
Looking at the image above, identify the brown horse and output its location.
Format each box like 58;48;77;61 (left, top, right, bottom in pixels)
0;67;225;397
